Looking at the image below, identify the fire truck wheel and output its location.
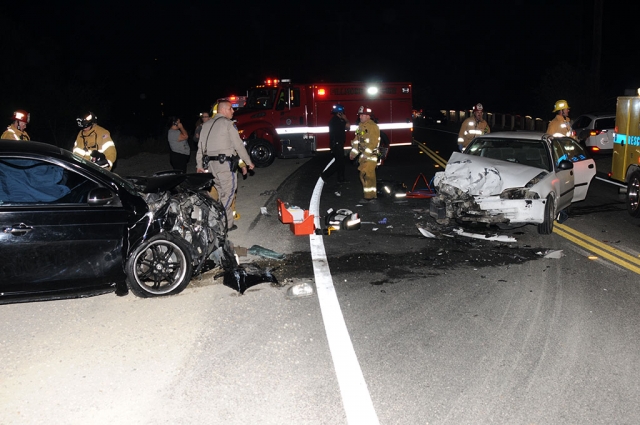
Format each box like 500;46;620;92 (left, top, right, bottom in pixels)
627;169;640;217
247;138;276;168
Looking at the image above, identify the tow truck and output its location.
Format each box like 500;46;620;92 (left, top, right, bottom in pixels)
608;92;640;217
231;78;414;167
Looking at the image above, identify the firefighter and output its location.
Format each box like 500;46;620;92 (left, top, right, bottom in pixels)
2;110;31;141
72;112;117;170
457;103;490;151
547;99;573;138
349;105;380;202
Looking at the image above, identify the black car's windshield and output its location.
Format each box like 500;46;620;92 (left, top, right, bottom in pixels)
244;88;278;110
69;153;139;195
465;137;551;171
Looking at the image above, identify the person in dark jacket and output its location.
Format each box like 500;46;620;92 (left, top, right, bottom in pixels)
321;103;350;184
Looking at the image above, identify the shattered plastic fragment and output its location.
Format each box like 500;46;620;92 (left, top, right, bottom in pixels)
222;263;279;294
542;249;564;259
453;228;517;242
378;218;387;224
417;227;436;238
248;245;286;260
260;207;270;216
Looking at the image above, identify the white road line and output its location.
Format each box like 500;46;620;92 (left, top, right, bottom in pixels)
308;160;380;425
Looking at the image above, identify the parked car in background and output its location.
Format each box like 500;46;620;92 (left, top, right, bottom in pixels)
430;132;596;234
571;112;616;153
0;140;236;304
423;110;448;125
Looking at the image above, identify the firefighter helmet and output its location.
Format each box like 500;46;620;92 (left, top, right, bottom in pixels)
12;110;30;123
473;103;484;112
211;103;218;116
77;111;97;128
332;104;345;114
552;100;570;112
358;105;373;115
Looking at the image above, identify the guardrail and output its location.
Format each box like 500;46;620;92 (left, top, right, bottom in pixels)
445;110;548;132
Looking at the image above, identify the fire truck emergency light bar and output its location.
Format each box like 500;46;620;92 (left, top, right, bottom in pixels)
315;86;386;96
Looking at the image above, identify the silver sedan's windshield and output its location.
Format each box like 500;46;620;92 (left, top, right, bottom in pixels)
465;138;551;171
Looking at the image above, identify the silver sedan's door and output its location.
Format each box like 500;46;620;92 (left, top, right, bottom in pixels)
554;137;596;202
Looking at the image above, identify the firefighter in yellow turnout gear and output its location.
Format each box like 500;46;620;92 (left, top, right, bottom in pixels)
2;110;31;141
547;99;573;138
72;112;117;171
350;106;380;201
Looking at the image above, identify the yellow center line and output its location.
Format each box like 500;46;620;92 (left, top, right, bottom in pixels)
415;140;447;168
554;222;640;268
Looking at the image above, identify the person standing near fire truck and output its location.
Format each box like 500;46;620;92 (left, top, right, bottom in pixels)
196;100;254;231
321;103;350;184
547;99;573;137
350;105;380;202
457;103;490;151
72;112;117;170
2;110;31;141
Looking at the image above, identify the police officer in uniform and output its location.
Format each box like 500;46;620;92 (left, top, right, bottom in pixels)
196;100;254;231
457;103;490;151
2;110;31;141
350;105;380;202
72;112;117;170
547;99;573;137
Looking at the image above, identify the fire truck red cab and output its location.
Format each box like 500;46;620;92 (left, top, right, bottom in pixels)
232;79;414;167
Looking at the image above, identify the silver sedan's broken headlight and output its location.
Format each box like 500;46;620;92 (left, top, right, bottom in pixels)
499;188;540;200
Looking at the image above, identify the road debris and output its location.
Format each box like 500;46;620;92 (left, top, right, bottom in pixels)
453;227;517;243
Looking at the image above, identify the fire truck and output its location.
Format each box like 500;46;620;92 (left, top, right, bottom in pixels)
610;93;640;217
232;79;414;167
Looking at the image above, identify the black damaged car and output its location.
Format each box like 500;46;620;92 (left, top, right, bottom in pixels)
0;140;236;304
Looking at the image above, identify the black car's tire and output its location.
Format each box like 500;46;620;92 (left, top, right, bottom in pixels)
538;195;555;235
627;170;640;217
125;233;193;298
247;138;276;168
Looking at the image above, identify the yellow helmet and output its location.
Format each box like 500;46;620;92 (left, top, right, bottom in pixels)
552;100;570;112
211;102;219;116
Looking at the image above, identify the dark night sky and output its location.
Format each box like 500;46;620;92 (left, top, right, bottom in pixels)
3;0;640;138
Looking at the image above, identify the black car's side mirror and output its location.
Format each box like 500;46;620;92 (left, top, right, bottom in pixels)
557;159;574;171
87;187;115;205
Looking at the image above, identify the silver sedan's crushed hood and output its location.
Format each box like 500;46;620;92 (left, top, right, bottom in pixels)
434;152;548;196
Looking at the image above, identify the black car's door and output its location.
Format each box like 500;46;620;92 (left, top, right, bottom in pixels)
0;158;129;298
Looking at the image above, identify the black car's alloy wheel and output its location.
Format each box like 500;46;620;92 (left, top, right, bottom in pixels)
125;234;193;297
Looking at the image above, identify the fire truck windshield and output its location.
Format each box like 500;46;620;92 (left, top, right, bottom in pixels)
246;88;278;110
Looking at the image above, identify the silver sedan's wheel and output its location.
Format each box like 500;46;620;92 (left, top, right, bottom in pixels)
627;170;640;218
537;195;555;235
125;234;193;298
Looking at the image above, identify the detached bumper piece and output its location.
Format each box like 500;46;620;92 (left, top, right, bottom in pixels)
277;199;315;235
